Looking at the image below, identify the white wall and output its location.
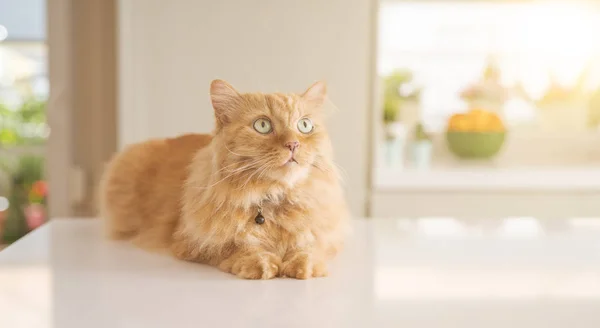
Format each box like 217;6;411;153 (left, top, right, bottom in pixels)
118;0;375;216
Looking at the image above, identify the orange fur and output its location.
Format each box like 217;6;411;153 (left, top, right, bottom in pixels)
100;80;349;279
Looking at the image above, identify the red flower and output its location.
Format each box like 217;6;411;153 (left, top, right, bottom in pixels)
31;181;48;197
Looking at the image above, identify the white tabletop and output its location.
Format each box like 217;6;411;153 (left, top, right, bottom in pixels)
2;217;600;328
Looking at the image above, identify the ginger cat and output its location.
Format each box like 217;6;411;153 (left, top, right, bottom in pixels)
100;80;349;279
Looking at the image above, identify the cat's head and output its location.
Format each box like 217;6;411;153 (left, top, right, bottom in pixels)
209;79;333;186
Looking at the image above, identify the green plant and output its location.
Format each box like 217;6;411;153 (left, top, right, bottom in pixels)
383;96;401;123
1;155;45;243
414;123;431;142
382;70;420;124
13;156;44;188
0;98;47;146
2;178;28;244
0;102;17;145
17;98;46;123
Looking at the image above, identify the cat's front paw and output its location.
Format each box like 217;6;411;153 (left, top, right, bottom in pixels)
222;253;281;280
282;253;328;279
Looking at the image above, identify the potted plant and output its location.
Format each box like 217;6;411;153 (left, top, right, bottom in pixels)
2;175;28;244
411;123;433;169
1;155;45;244
383;94;406;167
0;95;48;244
382;70;421;167
459;58;508;114
0;158;12;242
25;180;47;230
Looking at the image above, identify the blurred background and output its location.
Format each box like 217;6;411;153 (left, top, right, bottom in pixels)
1;0;600;247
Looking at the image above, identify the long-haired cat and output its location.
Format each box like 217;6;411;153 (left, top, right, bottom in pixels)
100;80;349;279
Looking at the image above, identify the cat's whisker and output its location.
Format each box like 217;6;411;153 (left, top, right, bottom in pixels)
205;156;261;180
331;162;347;181
220;157;270;176
203;156;275;191
208;160;247;178
195;164;257;190
236;172;257;190
236;160;274;190
256;163;273;181
211;199;226;216
243;167;268;189
254;162;274;183
242;157;278;187
223;143;257;158
309;158;345;181
312;162;337;178
310;161;329;172
223;143;244;156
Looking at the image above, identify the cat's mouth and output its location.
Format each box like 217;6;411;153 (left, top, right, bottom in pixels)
281;151;299;166
284;156;298;165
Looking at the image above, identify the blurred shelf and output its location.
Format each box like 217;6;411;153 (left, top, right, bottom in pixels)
374;167;600;191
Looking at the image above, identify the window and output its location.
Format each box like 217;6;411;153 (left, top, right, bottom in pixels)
377;1;600;176
0;0;48;244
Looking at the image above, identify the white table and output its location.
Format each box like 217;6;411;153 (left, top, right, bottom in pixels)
2;217;600;327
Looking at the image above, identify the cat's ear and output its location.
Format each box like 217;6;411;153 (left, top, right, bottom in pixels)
210;79;241;126
301;81;327;109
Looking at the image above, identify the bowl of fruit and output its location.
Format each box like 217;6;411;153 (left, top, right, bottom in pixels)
446;109;506;159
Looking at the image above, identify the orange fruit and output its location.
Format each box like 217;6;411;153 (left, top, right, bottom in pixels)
448;109;505;132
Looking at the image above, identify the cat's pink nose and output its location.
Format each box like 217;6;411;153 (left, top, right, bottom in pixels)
285;141;300;152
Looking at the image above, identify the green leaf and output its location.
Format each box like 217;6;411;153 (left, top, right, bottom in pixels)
382;69;420;123
0;129;19;145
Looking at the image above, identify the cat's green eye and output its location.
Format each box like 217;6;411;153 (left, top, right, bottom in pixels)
297;118;314;134
253;118;272;134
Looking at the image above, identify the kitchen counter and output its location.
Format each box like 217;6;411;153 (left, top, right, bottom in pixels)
2;217;600;327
